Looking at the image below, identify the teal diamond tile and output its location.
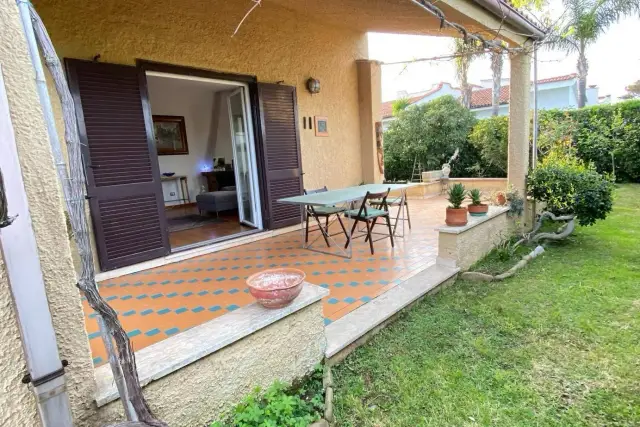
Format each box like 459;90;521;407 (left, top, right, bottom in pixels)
166;292;178;298
136;294;148;300
192;306;205;313
157;308;171;315
92;356;103;365
334;282;344;288
213;289;224;295
227;304;240;311
127;329;141;338
165;327;179;336
88;331;101;340
327;298;339;304
145;328;160;337
229;288;239;294
209;306;222;312
198;290;208;296
343;297;356;303
122;310;136;317
151;293;163;299
175;307;188;315
360;296;372;302
140;309;153;316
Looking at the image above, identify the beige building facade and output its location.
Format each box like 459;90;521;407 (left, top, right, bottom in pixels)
0;0;543;425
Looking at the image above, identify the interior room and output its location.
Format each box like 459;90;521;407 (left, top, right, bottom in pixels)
146;72;262;250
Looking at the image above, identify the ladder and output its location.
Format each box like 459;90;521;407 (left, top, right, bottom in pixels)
410;156;424;182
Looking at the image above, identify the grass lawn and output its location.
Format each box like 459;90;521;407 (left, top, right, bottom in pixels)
333;184;640;427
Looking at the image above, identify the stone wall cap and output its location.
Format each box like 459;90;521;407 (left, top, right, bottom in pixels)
94;282;328;407
436;206;510;234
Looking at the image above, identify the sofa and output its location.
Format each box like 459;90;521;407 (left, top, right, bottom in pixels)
196;186;238;216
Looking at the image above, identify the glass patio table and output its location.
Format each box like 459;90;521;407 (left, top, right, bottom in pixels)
277;183;417;258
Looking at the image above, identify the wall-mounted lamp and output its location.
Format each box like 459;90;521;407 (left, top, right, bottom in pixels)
306;77;321;94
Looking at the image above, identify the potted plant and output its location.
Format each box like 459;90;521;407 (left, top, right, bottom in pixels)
446;183;468;226
495;191;507;206
467;188;489;216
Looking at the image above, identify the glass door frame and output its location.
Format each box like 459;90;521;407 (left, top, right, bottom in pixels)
227;86;262;228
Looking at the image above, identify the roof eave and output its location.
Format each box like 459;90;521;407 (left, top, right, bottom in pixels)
470;0;546;40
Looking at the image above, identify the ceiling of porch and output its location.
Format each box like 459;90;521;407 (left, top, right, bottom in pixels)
267;0;499;39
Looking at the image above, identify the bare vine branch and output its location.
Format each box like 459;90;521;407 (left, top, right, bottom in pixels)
232;0;262;37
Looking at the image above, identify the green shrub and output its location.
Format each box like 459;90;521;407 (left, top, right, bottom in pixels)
540;100;640;182
527;152;614;226
468;115;508;177
383;96;479;180
210;367;324;427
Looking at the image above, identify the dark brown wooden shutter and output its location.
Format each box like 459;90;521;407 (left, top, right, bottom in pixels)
257;83;304;229
66;59;169;271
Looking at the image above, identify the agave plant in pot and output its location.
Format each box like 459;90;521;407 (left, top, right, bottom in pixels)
446;183;468;226
467;188;489;217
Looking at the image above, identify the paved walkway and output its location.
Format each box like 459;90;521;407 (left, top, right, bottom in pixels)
85;196;447;365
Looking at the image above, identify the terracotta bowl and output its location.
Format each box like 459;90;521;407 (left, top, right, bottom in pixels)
246;268;306;309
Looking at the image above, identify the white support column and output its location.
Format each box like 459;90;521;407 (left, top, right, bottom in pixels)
507;49;532;194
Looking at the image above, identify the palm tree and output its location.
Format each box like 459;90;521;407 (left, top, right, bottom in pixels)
547;0;640;107
453;39;480;108
489;49;504;116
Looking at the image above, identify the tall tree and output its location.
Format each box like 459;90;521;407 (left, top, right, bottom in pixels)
547;0;640;107
489;49;504;116
624;79;640;98
453;39;480;108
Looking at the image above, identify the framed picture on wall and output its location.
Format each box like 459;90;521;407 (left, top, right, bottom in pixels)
153;115;189;155
314;116;328;137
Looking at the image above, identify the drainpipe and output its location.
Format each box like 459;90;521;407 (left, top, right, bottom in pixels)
532;42;539;169
0;68;73;427
16;1;136;421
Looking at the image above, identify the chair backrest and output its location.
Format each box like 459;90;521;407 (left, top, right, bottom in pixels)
355;188;391;217
304;186;328;195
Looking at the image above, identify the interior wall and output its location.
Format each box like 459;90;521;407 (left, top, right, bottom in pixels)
147;77;233;204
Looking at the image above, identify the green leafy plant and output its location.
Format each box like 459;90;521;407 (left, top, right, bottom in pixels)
528;152;613;226
468;115;508;177
505;186;524;217
467;188;483;206
211;366;324;427
383;96;479;180
447;183;466;209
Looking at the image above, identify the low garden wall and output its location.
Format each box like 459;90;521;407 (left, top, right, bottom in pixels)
404;177;507;199
437;206;511;270
90;284;328;427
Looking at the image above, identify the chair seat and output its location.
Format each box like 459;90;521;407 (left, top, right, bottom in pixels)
344;207;389;219
311;206;345;215
370;196;402;206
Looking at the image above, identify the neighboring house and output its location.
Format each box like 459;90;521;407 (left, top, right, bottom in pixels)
382;74;599;124
471;74;599;118
381;82;463;129
0;0;544;425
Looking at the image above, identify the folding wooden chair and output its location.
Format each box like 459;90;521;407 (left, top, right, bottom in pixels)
343;189;394;255
370;180;411;233
304;187;348;247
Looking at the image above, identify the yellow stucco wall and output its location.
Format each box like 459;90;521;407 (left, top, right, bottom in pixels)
34;0;369;193
0;0;97;425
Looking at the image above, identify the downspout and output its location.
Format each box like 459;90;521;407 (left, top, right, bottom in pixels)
0;67;73;427
15;0;136;421
532;41;538;169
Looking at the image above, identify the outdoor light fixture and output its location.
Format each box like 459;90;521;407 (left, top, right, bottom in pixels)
306;77;321;94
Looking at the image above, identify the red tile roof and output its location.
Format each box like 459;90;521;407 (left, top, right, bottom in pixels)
470;73;578;109
381;82;447;118
382;74;579;114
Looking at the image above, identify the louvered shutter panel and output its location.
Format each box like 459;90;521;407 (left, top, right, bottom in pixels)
66;59;170;271
257;84;304;229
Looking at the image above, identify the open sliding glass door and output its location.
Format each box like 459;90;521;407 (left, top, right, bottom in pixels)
227;87;261;228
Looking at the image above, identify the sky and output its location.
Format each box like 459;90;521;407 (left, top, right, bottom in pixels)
368;6;640;102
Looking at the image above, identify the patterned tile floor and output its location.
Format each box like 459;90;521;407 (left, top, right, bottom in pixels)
86;196;448;366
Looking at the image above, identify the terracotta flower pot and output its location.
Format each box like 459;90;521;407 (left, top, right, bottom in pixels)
468;203;489;217
246;268;305;309
496;193;507;206
445;207;468;226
